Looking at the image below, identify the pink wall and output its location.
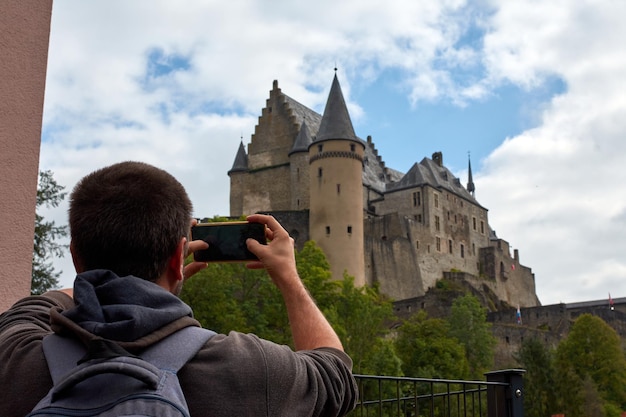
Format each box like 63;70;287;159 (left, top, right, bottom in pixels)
0;0;53;312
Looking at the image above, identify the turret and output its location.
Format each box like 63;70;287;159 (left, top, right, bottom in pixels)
289;121;312;210
308;74;365;285
228;141;248;217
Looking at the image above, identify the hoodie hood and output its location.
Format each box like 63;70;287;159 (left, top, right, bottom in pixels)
61;269;193;342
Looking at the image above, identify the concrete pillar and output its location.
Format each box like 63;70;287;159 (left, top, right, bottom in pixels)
0;0;53;311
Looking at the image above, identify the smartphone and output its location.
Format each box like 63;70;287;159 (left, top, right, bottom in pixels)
191;221;267;262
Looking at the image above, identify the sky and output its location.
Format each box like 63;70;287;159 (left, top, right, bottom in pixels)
39;0;626;306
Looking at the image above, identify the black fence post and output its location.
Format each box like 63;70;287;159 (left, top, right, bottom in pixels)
485;369;525;417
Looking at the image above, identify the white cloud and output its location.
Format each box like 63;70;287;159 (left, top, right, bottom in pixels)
476;0;626;304
40;0;626;305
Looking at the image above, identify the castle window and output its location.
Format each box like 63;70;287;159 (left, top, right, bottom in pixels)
350;144;355;152
318;144;323;153
436;237;441;252
337;184;341;194
461;244;465;258
472;243;476;255
297;199;300;208
347;225;352;234
326;226;330;235
318;167;323;177
448;239;453;254
416;240;419;250
481;220;485;234
435;215;440;231
472;217;477;230
412;191;421;206
434;193;439;208
417;214;422;222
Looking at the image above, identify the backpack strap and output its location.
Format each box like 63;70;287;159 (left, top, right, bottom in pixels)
42;334;88;384
42;326;216;384
140;326;216;372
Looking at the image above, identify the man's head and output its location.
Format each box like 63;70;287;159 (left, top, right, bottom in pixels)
69;161;192;282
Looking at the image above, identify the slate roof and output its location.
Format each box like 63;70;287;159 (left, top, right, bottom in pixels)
289;120;313;155
387;157;479;204
283;94;322;135
314;74;359;143
228;141;248;173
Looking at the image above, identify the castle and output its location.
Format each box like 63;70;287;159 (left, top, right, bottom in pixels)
228;74;540;308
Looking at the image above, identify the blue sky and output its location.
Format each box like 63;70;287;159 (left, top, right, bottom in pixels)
40;0;626;306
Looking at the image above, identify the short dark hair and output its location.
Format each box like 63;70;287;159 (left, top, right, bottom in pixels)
69;161;192;281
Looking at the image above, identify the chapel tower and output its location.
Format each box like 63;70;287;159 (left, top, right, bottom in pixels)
308;74;366;285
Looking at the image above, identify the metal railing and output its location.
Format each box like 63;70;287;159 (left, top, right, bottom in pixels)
351;369;525;417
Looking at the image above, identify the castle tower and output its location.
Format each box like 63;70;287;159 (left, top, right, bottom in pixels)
228;141;248;217
289;121;312;210
309;74;366;285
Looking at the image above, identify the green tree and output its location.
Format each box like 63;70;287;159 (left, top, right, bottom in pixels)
555;314;626;415
395;310;469;379
447;294;496;378
333;275;400;376
515;338;558;417
32;170;68;295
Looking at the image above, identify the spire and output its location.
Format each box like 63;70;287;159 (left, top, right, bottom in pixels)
467;152;475;197
228;141;248;174
289;120;312;155
314;74;357;143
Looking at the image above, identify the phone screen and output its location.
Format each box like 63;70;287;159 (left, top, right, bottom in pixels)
191;222;267;262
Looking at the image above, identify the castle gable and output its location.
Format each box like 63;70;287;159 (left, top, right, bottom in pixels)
248;81;320;170
362;138;403;193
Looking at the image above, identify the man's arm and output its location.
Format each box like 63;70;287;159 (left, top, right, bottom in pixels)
0;290;75;416
245;213;343;352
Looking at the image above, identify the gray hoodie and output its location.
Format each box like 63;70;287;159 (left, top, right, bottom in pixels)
0;270;358;417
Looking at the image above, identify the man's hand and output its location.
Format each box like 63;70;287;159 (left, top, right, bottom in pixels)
245;214;299;290
184;219;209;280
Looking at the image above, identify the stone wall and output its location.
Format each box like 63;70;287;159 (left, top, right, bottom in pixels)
488;301;626;368
365;214;424;300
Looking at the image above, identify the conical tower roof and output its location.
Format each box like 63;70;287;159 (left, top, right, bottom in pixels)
228;141;248;174
314;74;358;143
289;120;313;155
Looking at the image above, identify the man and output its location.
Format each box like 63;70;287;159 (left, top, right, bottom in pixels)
0;161;358;416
